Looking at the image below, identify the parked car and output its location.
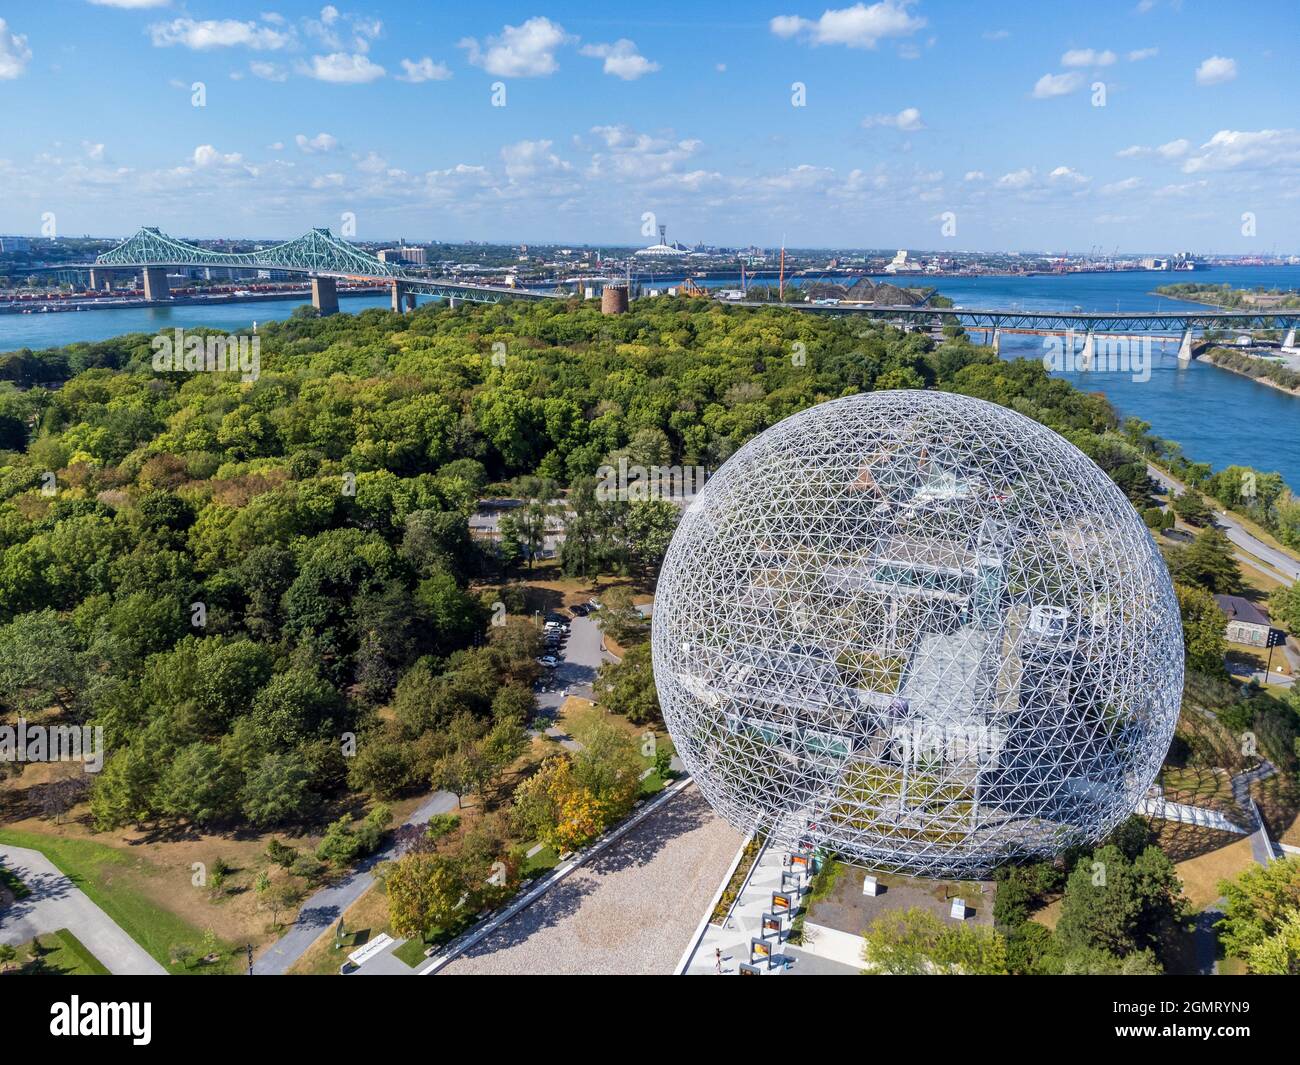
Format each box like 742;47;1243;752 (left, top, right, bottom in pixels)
570;603;590;617
587;598;601;610
537;655;559;668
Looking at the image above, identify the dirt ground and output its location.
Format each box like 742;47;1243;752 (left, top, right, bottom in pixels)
1173;835;1259;910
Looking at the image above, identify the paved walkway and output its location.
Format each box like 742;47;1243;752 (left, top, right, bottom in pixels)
1136;796;1246;834
434;784;740;975
0;844;166;975
683;839;793;975
253;790;458;974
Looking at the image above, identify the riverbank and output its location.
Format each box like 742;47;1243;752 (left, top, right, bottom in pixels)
1201;347;1300;398
0;286;389;315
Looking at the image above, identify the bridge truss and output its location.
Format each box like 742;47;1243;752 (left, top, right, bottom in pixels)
93;227;566;304
96;227;409;280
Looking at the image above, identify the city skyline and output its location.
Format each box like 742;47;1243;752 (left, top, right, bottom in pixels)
1;1;1298;252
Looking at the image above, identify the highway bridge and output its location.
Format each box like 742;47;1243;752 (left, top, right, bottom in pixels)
86;226;558;311
725;300;1300;359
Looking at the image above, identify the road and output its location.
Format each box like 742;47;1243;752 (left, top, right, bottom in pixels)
1147;463;1300;582
0;844;167;974
252;790;458;974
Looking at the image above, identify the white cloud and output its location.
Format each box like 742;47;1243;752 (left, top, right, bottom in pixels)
1101;176;1141;194
1128;47;1158;61
501;139;571;182
396;57;452;83
1032;71;1084;98
982;29;1009;41
1117;138;1188;161
300;52;384;83
148;17;290;50
249;61;288;82
997;168;1035;188
0;18;31;79
87;0;169;7
320;5;340;26
192;145;244;168
1061;48;1116;67
586;125;702;181
580;39;660;80
1049;165;1089;184
83;142;106;161
1182;128;1300;173
459;17;570;78
1195;55;1237;86
356;151;387;173
295;132;339;153
862;107;924;131
963;170;985;181
770;2;925;49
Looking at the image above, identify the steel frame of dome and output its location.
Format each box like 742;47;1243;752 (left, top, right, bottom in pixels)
652;390;1183;878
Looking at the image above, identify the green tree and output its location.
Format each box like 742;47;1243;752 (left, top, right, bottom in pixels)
1056;844;1185;963
595;642;661;724
1216;856;1300;971
239;752;318;827
384;851;469;939
1175;583;1227;676
1172;526;1240;593
861;908;1008;975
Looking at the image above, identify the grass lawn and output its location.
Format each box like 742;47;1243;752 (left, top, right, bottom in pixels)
520;842;558;878
1225;641;1292;679
1157;765;1236;814
390;910;480;967
391;935;430;968
6;929;111;976
0;828;237;974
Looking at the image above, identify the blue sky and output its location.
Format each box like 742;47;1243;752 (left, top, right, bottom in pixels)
1;0;1297;251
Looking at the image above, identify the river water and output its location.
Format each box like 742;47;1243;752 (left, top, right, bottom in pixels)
2;266;1297;487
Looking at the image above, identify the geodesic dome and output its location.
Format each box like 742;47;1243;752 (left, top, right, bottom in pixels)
652;390;1182;878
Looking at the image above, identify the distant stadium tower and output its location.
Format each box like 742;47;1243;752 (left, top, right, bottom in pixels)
652;390;1182;878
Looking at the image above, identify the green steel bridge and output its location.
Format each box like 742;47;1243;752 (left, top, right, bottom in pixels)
90;226;559;308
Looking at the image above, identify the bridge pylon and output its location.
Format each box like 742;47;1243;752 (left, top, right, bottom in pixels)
990;327;1001;355
1079;331;1095;371
142;266;170;301
310;276;338;316
1284;324;1297;352
1176;328;1196;362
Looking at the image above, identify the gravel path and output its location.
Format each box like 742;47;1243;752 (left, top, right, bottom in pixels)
439;787;741;975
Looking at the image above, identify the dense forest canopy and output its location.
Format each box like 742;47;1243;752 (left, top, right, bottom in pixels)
0;296;1233;832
